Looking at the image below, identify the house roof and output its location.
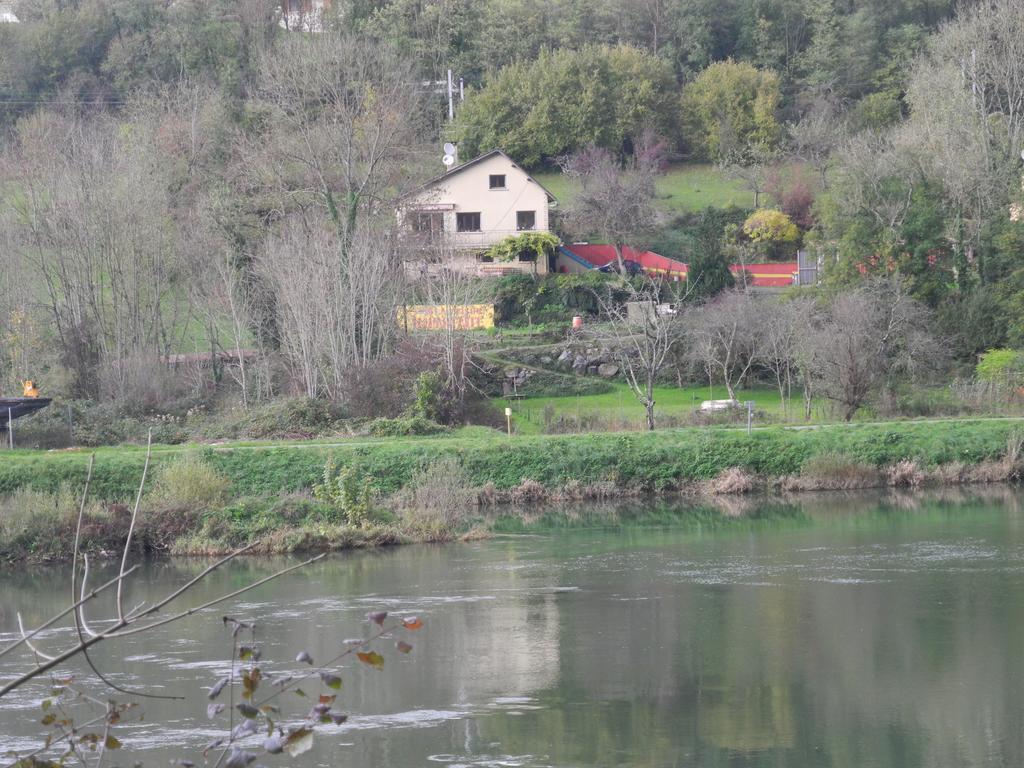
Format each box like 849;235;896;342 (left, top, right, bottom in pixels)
407;149;557;203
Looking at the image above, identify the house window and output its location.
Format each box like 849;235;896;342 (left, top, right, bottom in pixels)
489;174;506;189
516;211;536;230
412;211;444;234
456;212;481;232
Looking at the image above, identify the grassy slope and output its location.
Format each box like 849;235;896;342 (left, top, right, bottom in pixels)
2;420;1020;502
534;163;755;214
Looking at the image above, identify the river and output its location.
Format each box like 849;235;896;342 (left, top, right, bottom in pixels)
2;487;1024;767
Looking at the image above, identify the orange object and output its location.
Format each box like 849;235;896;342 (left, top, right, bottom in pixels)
22;380;39;398
572;316;583;329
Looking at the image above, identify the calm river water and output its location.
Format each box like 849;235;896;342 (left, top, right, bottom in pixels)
3;488;1024;767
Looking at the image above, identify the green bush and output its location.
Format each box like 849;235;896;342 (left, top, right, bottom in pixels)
976;348;1024;386
367;415;448;437
147;452;230;511
313;457;372;526
491;272;632;325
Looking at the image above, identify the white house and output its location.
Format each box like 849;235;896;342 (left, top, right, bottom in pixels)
279;0;330;31
402;149;558;275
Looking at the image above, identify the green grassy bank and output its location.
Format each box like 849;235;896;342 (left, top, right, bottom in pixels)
1;419;1021;564
2;419;1020;500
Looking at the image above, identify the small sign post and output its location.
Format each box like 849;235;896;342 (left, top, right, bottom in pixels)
505;406;513;437
746;401;754;435
7;407;12;450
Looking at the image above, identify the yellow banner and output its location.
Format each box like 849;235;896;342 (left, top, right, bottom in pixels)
400;304;495;331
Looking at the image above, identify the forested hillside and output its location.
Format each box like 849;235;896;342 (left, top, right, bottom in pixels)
0;0;1022;434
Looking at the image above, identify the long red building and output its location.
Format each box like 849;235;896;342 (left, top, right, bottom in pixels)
555;244;798;288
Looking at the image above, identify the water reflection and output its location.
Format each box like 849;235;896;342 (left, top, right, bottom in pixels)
2;488;1024;767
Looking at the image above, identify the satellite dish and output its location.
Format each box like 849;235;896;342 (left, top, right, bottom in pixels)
444;142;456;155
442;154;455;166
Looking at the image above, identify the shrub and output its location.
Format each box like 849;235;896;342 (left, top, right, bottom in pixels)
388;458;476;536
147;453;230;511
409;371;445;422
0;486;75;541
313;457;372;526
976;348;1024;386
366;416;448;437
886;459;925;487
785;453;882;491
707;467;757;494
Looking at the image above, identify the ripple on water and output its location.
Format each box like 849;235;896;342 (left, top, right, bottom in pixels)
427;754;550;768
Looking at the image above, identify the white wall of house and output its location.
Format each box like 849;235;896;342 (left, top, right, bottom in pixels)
406;152;553;252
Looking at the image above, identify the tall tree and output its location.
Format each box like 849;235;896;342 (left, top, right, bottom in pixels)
3;110;181;399
681;58;782;161
249;31;431;242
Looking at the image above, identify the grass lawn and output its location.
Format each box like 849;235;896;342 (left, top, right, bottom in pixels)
496;382;795;434
534;163;755;215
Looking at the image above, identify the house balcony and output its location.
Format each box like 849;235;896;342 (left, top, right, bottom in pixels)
445;228;539;251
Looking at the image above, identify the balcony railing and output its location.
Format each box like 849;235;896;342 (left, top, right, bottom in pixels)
404;228;543;251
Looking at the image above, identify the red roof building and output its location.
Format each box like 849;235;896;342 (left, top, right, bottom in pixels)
555;244;798;288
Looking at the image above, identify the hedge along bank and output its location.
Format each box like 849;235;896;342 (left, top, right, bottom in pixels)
1;420;1022;502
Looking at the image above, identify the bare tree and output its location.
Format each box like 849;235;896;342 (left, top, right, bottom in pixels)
691;290;763;402
249;31;431;243
585;277;686;430
721;143;777;208
811;278;941;421
788;100;848;190
3;110;181;399
560;138;663;274
829;130;919;240
760;295;820;420
259;215;404;399
411;242;487;417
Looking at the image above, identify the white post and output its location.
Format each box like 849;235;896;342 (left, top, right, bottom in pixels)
746;401;753;435
7;408;12;450
505;406;512;437
447;69;454;120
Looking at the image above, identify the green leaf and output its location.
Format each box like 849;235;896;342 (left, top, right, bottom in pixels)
319;673;342;690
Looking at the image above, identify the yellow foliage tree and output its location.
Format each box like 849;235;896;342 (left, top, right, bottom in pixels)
743;209;799;244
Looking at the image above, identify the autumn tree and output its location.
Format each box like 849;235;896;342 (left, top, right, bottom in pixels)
258;216;405;400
